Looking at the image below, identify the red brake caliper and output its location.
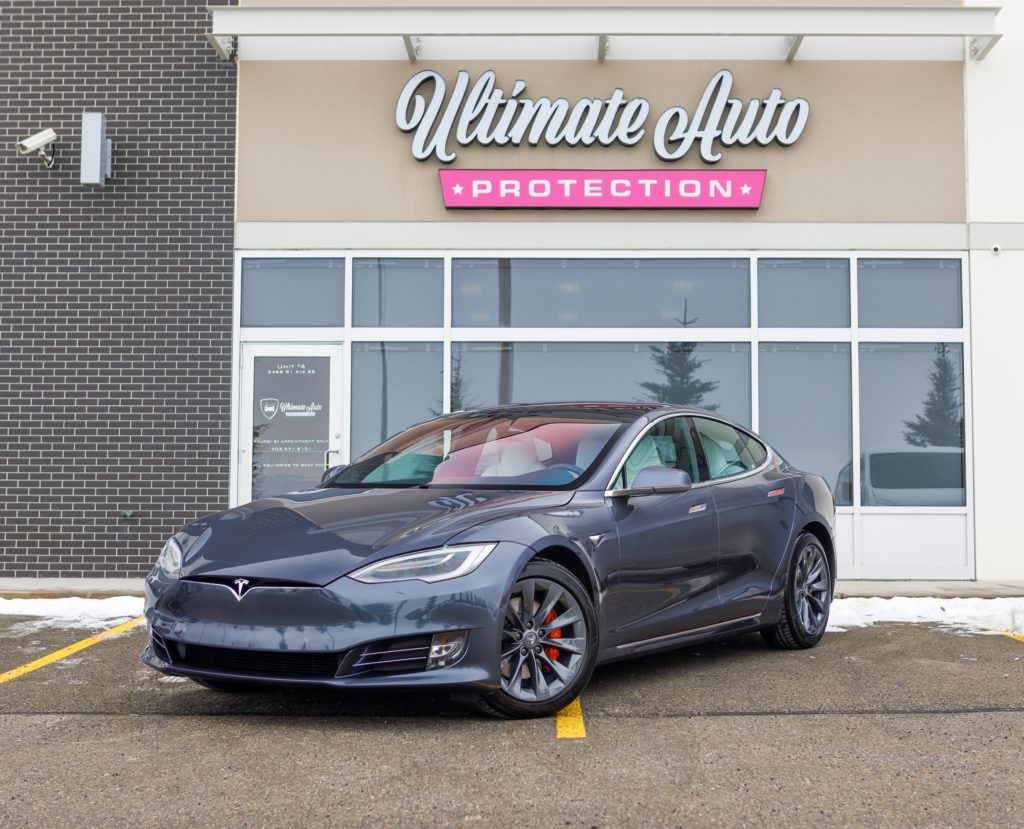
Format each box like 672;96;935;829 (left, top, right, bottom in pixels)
543;608;562;667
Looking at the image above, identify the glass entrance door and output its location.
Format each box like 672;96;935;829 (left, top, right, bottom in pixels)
237;343;343;504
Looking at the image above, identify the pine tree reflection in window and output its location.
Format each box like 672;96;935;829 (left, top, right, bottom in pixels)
902;343;964;449
859;342;965;507
639;301;719;411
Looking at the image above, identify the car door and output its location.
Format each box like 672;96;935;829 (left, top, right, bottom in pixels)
604;415;724;648
691;416;796;621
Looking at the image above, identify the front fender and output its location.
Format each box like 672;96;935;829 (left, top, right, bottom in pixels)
448;506;611;611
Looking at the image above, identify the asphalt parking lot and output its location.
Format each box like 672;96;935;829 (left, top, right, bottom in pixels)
1;618;1022;829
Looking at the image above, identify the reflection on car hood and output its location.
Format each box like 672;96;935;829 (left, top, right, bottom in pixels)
177;487;571;586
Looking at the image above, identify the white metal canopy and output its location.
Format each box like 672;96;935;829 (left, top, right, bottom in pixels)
206;4;1002;63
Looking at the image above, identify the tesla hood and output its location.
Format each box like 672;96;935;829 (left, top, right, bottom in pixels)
177;486;571;586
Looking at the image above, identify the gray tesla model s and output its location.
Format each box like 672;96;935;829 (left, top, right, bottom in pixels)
142;403;836;718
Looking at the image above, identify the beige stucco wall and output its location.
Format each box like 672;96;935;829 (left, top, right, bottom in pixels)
237;59;965;224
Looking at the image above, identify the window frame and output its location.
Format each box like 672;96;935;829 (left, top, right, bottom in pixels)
230;247;974;580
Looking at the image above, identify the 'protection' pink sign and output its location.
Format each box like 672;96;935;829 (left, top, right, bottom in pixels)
439;169;765;209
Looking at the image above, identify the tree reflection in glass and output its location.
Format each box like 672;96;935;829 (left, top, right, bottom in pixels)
902;343;964;448
639;301;719;410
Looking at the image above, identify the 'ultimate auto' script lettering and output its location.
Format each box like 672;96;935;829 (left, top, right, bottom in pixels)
396;69;810;164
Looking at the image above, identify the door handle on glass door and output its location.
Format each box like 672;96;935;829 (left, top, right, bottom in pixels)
324;449;340;471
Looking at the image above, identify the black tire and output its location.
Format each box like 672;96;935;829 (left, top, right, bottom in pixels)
190;677;263;692
761;533;832;650
478;559;599;719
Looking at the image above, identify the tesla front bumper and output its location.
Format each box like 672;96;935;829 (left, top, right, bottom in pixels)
140;541;533;691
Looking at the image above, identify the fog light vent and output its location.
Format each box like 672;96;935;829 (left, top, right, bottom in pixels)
426;630;468;670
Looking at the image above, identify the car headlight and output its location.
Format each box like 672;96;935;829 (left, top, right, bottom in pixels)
156;536;183;578
348;543;497;584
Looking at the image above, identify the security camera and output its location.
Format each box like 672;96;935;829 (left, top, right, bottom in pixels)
15;128;57;168
991;244;1001;255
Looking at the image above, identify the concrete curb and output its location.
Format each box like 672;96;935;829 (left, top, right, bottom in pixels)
834;580;1024;599
0;578;145;599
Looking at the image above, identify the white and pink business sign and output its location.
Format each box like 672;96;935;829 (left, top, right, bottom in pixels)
439;169;766;210
397;68;807;211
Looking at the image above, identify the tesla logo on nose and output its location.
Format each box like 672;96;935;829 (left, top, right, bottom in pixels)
232;578;250;600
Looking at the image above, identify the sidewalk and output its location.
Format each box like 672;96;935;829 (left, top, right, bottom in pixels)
1;578;1023;600
834;580;1024;599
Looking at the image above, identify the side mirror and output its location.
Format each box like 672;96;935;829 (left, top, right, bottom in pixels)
320;464;346;484
610;466;692;498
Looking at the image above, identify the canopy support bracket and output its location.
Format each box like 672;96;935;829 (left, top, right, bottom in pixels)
403;34;420;63
205;33;236;62
969;34;1000;61
785;34;804;62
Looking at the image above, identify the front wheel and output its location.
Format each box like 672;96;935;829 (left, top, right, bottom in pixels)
478;560;598;719
761;533;832;650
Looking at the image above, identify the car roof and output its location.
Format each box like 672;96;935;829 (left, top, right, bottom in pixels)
454;402;713;420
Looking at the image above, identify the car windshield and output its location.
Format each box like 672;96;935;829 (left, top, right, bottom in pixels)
329;410;631;489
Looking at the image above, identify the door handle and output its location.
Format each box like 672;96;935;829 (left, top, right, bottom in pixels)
323;449;341;471
688;501;708;515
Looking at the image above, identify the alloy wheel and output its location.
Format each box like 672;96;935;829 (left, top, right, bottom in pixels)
500;577;588;702
794;543;830;635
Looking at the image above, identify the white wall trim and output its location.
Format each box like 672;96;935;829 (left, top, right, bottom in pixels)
236;222;970;252
968;222;1024;250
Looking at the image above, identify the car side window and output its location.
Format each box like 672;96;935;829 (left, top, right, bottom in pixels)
691;417;767;481
615;416;702;489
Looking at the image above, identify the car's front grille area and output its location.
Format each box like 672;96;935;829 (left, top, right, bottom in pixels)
342;635;433;675
173;641;343;679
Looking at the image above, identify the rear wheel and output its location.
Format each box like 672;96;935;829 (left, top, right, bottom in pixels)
761;533;832;650
478;560;598;719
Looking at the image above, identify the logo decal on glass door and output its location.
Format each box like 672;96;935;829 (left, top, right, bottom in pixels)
260;398;280;420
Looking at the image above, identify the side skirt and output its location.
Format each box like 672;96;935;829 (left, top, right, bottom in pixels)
595;613;765;666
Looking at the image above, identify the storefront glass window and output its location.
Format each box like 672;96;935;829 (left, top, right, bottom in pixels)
758;343;853;504
858;342;966;506
353;258;443;327
241;258;345;327
452;342;751;426
452;258;750;328
858;259;962;328
350;342;443;457
758;259;850;328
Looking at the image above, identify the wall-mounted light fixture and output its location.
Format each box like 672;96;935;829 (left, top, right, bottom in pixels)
15;128;57;168
80;112;112;185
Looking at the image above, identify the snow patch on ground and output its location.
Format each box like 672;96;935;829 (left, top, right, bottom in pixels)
828;597;1024;636
0;596;143;632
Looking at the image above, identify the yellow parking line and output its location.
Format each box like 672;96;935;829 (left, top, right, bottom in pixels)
556;697;587;739
996;629;1024;644
0;616;145;686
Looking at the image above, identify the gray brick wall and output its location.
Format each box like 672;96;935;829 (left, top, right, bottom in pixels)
0;1;236;577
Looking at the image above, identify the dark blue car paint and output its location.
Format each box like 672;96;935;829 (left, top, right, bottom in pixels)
141;403;836;692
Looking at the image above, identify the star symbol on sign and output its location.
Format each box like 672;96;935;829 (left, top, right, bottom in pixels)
452;183;464;195
740;184;752;196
